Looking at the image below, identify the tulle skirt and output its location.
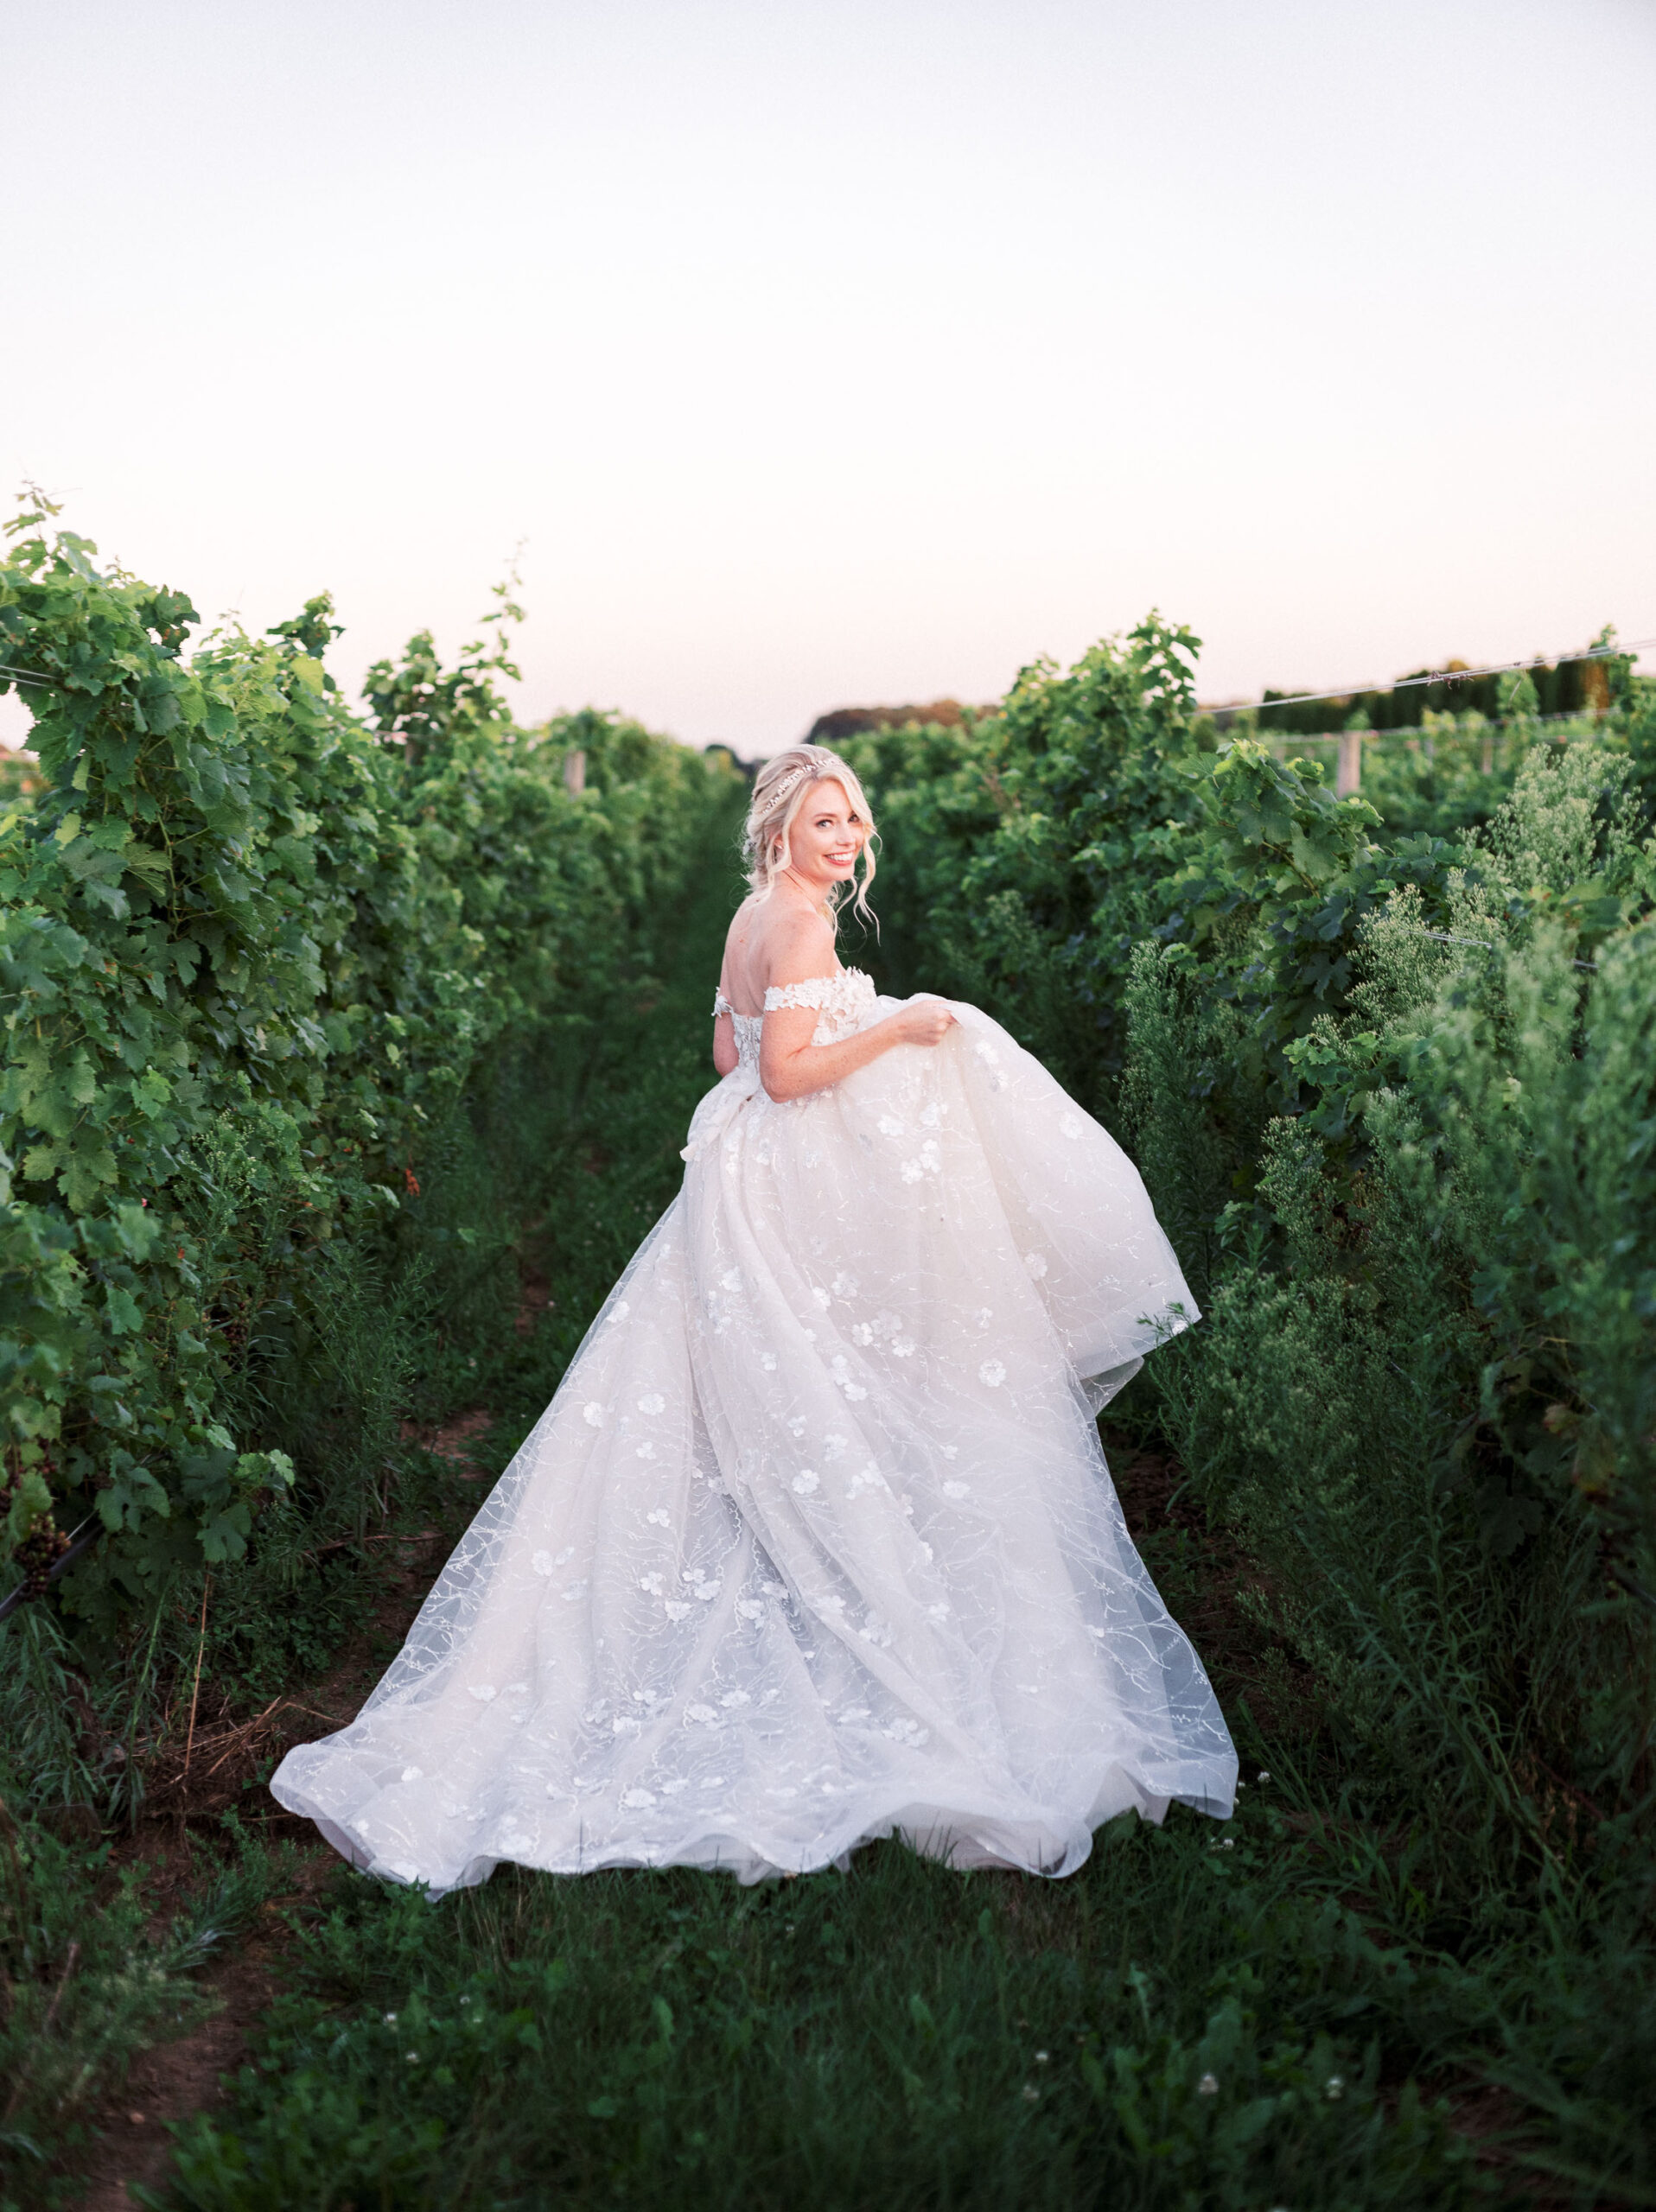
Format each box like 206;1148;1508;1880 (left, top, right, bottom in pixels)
271;998;1237;1891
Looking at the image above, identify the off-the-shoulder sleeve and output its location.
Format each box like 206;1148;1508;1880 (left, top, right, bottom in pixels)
763;977;836;1014
712;988;731;1019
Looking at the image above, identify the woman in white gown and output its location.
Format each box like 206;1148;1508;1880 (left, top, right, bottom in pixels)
272;747;1237;1890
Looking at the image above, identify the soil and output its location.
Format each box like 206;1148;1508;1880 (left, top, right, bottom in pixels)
69;1872;312;2212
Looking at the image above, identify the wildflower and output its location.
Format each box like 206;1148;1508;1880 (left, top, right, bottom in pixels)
384;2012;398;2025
1257;1770;1271;1783
1021;2084;1041;2103
1034;2050;1049;2065
1196;2072;1219;2096
1326;2075;1345;2100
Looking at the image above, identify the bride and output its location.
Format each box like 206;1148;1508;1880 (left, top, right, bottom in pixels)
272;746;1237;1888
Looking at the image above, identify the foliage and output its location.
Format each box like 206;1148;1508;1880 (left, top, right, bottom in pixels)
0;495;737;1643
844;626;1656;2198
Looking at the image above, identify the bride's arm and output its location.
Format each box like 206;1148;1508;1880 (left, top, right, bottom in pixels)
759;912;954;1103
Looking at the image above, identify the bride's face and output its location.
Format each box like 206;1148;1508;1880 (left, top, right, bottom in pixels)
780;779;866;893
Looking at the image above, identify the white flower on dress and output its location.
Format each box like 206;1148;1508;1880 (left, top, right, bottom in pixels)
942;1480;971;1500
884;1715;930;1745
893;1338;916;1358
831;1272;859;1297
639;1573;665;1596
920;1103;943;1128
721;1268;742;1292
1060;1113;1085;1140
978;1359;1007;1388
877;1116;905;1138
823;1433;848;1459
664;1600;691;1622
563;1580;589;1601
761;1580;789;1599
852;1323;874;1347
532;1551;555;1576
555;1546;575;1565
469;1685;497;1702
845;1463;887;1500
793;1469;821;1497
638;1393;666;1415
635;1442;657;1460
660;1777;689;1796
646;1508;670;1528
838;1704;872;1725
583;1402;605;1427
927;1603;950;1624
736;1598;767;1623
811;1285;831;1309
720;1689;751;1707
621;1787;656;1808
829;1356;867;1402
760;1351;778;1371
939;1444;959;1460
975;1308;993;1330
900;1140;942;1184
400;1765;424;1781
685;1703;721;1727
612;1715;641;1734
1024;1252;1049;1280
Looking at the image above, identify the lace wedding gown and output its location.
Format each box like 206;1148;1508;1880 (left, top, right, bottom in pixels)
272;973;1236;1890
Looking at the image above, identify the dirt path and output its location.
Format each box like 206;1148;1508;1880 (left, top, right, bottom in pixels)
66;1406;497;2210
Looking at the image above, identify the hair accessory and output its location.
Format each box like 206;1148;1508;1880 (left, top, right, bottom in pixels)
751;756;828;820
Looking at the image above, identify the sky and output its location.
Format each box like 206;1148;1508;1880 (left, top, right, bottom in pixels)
2;0;1653;754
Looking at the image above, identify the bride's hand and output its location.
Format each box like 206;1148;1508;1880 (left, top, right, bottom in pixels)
889;997;957;1047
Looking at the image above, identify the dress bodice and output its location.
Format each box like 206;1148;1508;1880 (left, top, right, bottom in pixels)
713;969;876;1075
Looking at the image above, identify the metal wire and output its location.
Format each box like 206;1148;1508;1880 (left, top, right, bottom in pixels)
1205;635;1656;718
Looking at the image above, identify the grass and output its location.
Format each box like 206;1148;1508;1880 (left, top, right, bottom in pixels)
150;1809;1478;2212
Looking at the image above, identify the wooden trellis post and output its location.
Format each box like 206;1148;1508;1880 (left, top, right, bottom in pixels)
1336;728;1363;798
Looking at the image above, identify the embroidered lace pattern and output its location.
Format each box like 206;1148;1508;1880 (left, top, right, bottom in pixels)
713;969;876;1073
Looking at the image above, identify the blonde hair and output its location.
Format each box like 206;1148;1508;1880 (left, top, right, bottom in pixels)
742;745;879;931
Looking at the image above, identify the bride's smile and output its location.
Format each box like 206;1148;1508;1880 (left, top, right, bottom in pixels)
273;743;1236;1891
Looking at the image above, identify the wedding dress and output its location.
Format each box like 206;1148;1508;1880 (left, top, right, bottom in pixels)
272;973;1237;1890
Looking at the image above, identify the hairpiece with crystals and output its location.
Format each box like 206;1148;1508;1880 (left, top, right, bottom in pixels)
755;757;828;817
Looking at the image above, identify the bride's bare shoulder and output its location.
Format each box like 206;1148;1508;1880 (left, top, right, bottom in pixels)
740;900;837;989
766;911;838;990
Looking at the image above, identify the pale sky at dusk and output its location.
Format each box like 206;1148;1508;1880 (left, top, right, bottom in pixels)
3;0;1652;753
